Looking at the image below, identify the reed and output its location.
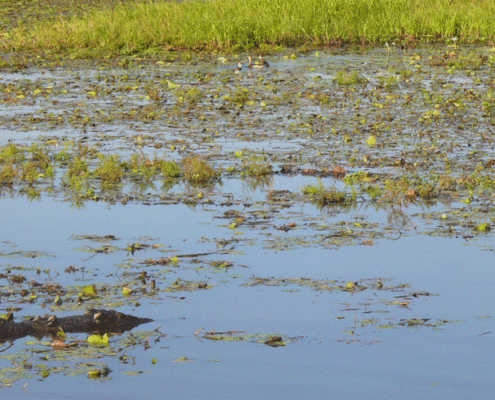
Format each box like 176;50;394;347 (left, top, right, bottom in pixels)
4;0;495;54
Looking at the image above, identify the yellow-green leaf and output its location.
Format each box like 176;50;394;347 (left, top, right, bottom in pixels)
366;135;376;146
173;356;193;362
476;223;491;232
88;333;109;345
122;286;133;296
82;285;96;296
167;80;180;89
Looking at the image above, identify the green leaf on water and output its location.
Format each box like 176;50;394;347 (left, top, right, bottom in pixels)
366;135;376;146
87;370;101;377
122;286;133;296
476;223;490;232
172;356;193;362
87;333;109;345
82;285;96;296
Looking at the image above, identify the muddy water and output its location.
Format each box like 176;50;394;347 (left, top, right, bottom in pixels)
0;47;494;398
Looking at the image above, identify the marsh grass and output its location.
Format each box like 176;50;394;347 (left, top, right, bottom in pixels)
302;180;356;207
0;144;54;185
333;70;368;86
3;0;495;55
94;155;125;187
182;155;218;186
241;155;273;178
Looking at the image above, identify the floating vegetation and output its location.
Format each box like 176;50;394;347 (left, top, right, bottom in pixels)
241;276;413;295
166;278;211;292
241;155;273;178
0;250;54;259
70;234;121;243
202;331;299;347
397;318;462;328
0;333;146;385
333;70;368;86
172;356;194;363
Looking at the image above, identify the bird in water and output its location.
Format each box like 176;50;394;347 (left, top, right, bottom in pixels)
247;55;254;69
259;55;270;68
249;55;270;70
234;61;242;74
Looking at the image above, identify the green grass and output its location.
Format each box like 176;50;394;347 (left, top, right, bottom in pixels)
2;0;495;56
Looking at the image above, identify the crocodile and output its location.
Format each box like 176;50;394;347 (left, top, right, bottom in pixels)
0;309;153;341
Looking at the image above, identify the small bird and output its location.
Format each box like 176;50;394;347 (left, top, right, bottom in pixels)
247;55;254;69
250;55;270;70
234;61;242;74
260;55;270;68
251;55;263;69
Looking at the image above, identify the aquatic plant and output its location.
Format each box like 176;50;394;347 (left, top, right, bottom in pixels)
334;70;368;86
182;155;218;186
154;158;182;179
93;155;125;187
302;180;356;206
241;155;273;177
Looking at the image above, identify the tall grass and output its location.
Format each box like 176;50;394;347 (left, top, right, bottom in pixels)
5;0;495;54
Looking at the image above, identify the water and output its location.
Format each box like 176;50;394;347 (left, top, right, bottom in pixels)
1;194;492;398
0;47;494;398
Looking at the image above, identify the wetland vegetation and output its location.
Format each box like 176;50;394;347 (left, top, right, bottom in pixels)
2;0;495;58
0;0;494;398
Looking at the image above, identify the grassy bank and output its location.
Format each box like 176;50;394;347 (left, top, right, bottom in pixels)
2;0;495;55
